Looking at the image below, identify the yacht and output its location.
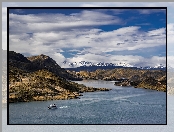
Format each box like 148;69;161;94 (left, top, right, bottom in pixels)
48;104;57;109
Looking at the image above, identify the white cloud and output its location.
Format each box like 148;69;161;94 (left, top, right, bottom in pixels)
9;26;166;53
2;6;166;68
147;28;166;36
48;52;66;68
9;11;122;33
2;2;174;52
8;9;166;67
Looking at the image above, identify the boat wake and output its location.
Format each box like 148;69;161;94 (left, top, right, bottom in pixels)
111;93;147;101
59;106;68;109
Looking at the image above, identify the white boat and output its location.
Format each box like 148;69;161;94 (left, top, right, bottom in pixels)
48;104;57;109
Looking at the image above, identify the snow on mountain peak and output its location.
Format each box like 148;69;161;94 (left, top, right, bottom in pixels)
62;60;134;68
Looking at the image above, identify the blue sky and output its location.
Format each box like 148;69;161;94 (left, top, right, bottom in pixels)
8;8;167;68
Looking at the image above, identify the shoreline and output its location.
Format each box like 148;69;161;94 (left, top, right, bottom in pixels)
74;78;166;92
9;86;111;103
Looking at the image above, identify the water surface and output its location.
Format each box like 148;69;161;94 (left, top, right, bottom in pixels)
8;80;166;124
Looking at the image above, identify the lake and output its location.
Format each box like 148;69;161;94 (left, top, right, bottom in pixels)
8;80;166;124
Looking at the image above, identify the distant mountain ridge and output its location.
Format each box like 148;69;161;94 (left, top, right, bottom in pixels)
62;60;166;72
63;60;134;67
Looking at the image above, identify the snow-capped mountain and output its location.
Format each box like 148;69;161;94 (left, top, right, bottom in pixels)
62;60;134;68
137;64;166;70
62;60;165;68
154;64;165;69
62;60;166;72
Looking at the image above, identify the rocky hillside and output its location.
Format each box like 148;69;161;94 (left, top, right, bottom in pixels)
68;68;166;92
9;51;82;81
133;76;166;92
9;51;111;103
68;68;166;81
9;68;110;103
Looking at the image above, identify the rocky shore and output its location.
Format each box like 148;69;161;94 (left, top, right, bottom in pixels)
68;69;166;92
114;77;166;92
9;68;111;103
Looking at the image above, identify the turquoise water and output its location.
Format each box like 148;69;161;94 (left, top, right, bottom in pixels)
8;80;166;124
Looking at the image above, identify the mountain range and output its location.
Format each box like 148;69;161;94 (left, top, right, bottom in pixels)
62;60;166;71
62;60;166;72
63;60;134;67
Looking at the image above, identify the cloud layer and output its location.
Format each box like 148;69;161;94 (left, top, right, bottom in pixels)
7;9;167;68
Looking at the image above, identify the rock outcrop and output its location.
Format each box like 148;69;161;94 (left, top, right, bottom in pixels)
114;78;131;86
114;76;166;92
135;76;166;92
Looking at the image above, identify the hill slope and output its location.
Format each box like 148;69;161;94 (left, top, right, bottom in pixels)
9;51;110;103
9;51;82;81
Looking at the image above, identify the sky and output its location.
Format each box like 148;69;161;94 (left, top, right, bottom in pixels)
7;7;167;68
2;2;174;68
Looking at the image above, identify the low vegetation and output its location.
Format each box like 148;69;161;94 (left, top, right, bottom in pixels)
9;51;111;103
68;68;166;92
